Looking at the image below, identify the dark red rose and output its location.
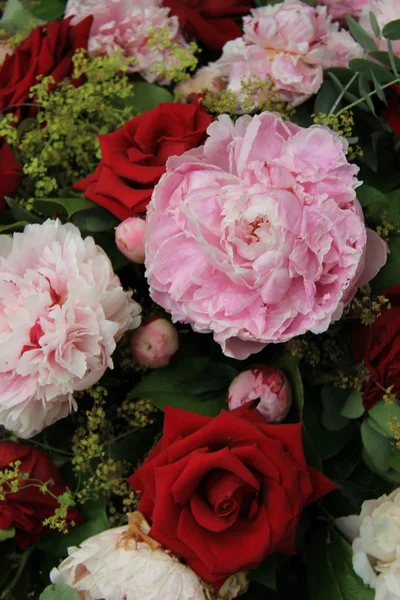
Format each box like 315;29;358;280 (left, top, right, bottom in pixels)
74;101;213;220
383;85;400;137
0;442;82;549
0;140;23;211
165;0;252;50
128;405;335;588
352;284;400;410
0;16;92;117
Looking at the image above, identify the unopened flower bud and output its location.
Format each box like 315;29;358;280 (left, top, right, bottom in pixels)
176;65;225;102
227;366;292;423
115;217;146;264
131;317;179;368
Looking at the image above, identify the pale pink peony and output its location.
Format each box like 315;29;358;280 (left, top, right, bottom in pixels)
130;317;179;368
145;112;387;359
318;0;368;22
360;0;400;55
176;66;226;101
116;217;146;264
227;366;292;423
213;0;362;108
0;220;141;438
50;514;212;600
64;0;195;83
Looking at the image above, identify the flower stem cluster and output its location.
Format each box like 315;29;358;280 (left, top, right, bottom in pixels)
148;26;198;83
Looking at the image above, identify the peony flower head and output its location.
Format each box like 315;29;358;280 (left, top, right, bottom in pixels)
50;512;239;600
0;219;141;438
145;112;387;359
337;489;400;599
359;0;400;55
213;0;362;108
317;0;368;22
65;0;196;83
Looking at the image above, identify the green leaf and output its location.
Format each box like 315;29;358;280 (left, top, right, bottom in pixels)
180;362;237;395
387;39;400;77
371;71;387;104
356;184;388;207
270;352;304;419
346;15;378;52
0;526;15;541
38;500;109;557
249;554;281;590
126;81;174;114
307;529;374;600
382;19;400;41
314;80;339;114
0;0;43;34
371;234;400;293
340;390;365;419
28;0;67;21
321;386;351;431
302;426;323;471
132;356;227;416
6;198;43;224
359;71;376;114
388;449;400;471
370;50;400;73
0;221;28;233
369;400;400;437
72;207;119;232
40;584;81;600
361;419;393;472
369;11;381;38
34;197;95;219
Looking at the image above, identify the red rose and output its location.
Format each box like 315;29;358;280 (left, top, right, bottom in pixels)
164;0;252;50
75;102;213;220
0;140;23;211
0;442;82;549
0;16;92;117
128;405;335;588
383;85;400;137
352;284;400;410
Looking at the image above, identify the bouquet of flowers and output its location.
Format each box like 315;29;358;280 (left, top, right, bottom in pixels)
1;0;400;598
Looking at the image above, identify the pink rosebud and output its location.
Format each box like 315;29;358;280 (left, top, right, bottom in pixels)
227;366;292;423
116;217;146;264
131;317;179;368
176;66;226;101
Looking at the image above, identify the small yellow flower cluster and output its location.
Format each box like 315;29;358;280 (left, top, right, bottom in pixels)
333;363;370;391
147;26;198;83
43;490;76;534
350;284;391;326
286;336;321;367
0;461;29;500
312;111;361;160
202;75;294;120
118;396;157;429
384;385;397;405
376;214;400;241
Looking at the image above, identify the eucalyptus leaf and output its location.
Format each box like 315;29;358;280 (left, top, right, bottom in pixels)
346;15;378;52
40;584;81;600
369;11;381;38
369;400;400;437
28;0;67;21
0;0;43;34
321;386;351;431
361;419;393;472
0;526;16;541
382;19;400;41
314;80;338;114
340;389;365;419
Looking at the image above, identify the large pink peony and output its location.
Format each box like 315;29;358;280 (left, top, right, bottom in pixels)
145;112;387;359
65;0;195;83
318;0;368;22
359;0;400;55
0;220;141;438
213;0;362;108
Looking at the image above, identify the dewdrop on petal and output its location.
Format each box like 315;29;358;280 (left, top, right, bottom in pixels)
131;317;179;368
50;512;242;600
227;366;292;423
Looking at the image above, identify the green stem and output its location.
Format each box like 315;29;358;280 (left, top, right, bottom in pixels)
329;72;359;115
26;439;73;457
334;77;400;117
0;546;34;600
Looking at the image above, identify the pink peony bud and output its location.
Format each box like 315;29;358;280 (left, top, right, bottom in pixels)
227;366;292;423
115;217;146;264
131;317;179;368
176;65;225;101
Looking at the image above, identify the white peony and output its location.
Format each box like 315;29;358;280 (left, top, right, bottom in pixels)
337;489;400;599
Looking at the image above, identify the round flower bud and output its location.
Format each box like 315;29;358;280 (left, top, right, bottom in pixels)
50;512;212;600
131;317;179;368
116;217;146;264
176;66;225;102
227;366;292;423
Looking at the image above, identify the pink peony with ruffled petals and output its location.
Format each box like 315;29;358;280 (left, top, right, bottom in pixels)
213;0;362;108
0;220;141;438
318;0;368;22
65;0;195;83
359;0;400;55
145;112;387;359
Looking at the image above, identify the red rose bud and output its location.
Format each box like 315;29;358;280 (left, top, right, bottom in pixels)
0;139;23;212
116;217;146;264
130;317;179;368
227;366;292;423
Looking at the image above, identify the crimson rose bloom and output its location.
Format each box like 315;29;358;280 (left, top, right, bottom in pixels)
0;442;82;549
352;284;400;410
0;140;23;211
164;0;253;50
0;16;92;117
75;102;213;221
129;405;335;587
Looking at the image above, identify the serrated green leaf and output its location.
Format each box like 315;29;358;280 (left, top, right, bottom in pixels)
346;14;378;52
369;11;381;38
307;529;374;600
382;19;400;41
340;389;365;419
40;584;81;600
